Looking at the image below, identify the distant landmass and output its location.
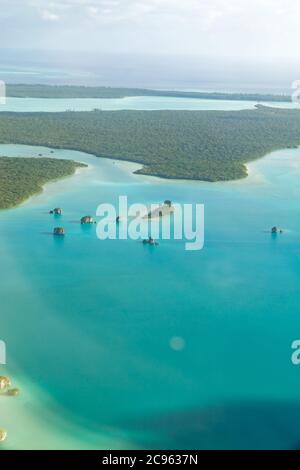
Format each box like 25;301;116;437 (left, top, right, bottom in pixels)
0;157;85;209
0;106;299;183
6;84;291;102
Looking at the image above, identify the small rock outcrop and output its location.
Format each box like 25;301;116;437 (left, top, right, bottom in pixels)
50;208;62;215
0;430;7;442
0;376;11;391
164;200;172;207
271;226;283;234
81;215;94;224
53;227;65;236
143;237;157;246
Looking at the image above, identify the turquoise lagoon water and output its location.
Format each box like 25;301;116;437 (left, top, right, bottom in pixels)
1;144;300;449
1;96;299;112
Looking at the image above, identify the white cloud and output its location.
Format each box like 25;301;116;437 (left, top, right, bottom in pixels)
87;6;99;16
40;9;60;21
1;0;300;59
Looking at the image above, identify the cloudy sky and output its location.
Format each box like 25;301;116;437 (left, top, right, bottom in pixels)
1;0;300;60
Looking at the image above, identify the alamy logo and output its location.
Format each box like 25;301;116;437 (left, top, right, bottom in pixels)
0;341;6;365
96;196;205;251
291;340;300;365
292;80;300;104
0;81;6;105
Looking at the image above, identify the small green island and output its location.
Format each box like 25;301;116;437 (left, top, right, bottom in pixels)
0;106;300;182
0;157;86;209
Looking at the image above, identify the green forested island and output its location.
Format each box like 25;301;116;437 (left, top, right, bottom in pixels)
0;157;85;209
0;106;300;182
6;84;291;102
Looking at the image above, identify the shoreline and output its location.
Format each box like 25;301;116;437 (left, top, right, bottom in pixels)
19;162;90;209
5;84;293;103
0;159;89;211
0;365;134;450
1;144;299;213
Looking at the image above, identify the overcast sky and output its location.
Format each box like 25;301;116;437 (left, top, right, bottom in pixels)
1;0;300;60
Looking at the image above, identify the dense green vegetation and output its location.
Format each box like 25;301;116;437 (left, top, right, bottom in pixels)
0;106;299;182
0;157;85;209
6;84;290;102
